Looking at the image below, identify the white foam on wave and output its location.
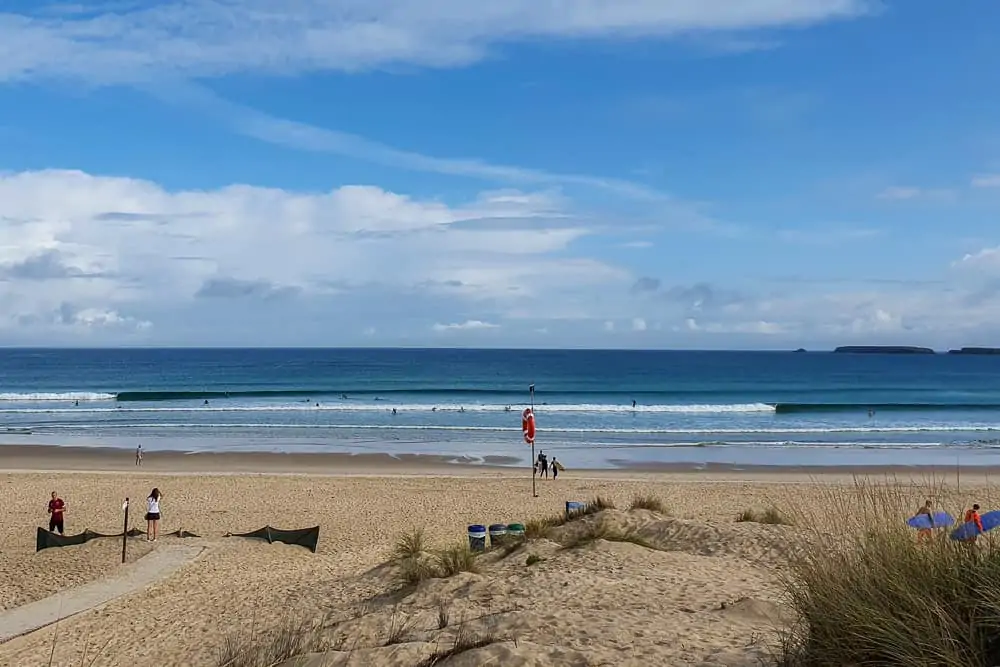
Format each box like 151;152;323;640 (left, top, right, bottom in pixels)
0;401;777;414
0;392;116;401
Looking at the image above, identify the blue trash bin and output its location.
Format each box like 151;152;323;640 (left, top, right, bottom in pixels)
467;524;487;552
566;501;585;519
488;524;507;548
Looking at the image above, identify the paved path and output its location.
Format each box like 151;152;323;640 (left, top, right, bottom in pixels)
0;544;204;643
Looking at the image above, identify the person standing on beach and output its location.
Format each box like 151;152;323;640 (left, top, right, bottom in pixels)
146;488;163;542
47;491;66;534
551;457;560;480
539;451;549;479
135;443;143;466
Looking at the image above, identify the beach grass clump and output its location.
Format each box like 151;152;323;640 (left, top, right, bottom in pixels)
393;535;480;588
559;517;656;551
414;621;508;667
629;494;668;514
216;618;319;667
396;555;436;588
777;479;1000;667
525;516;559;539
525;554;543;566
433;543;480;577
392;528;426;561
575;496;616;518
736;507;793;525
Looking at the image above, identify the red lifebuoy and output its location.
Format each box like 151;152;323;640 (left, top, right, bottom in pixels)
521;408;536;444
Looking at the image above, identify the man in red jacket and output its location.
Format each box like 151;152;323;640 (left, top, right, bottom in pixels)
964;504;984;543
47;491;66;534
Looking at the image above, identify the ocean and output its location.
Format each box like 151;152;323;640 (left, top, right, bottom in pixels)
2;348;1000;468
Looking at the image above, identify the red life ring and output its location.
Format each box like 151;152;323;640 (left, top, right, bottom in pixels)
521;408;536;444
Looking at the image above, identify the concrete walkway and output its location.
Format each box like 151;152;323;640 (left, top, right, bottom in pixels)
0;544;204;643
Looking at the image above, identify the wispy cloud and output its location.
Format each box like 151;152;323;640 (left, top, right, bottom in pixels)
148;80;668;201
777;227;883;245
432;320;499;332
876;186;922;200
876;186;956;202
0;1;874;83
972;173;1000;188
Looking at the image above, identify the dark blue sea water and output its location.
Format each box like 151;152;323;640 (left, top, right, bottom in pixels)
3;348;1000;468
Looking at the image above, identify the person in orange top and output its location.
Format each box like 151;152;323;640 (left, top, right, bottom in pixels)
964;504;984;543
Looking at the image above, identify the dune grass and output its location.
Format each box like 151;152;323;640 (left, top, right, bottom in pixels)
524;516;559;540
558;517;657;551
414;620;508;667
393;533;480;588
571;496;616;519
629;494;668;514
216;618;320;667
392;528;426;561
776;478;1000;667
736;507;793;526
434;544;480;577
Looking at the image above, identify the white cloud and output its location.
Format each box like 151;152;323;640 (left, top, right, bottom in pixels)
432;320;499;332
682;318;787;335
777;227;882;245
876;186;956;202
972;174;1000;188
4;168;1000;347
876;186;921;200
149;81;666;201
953;247;1000;272
0;1;872;84
0;169;629;342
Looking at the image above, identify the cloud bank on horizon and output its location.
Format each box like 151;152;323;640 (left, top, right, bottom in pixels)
1;0;999;348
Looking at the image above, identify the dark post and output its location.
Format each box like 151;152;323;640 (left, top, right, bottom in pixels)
121;497;129;564
530;384;537;498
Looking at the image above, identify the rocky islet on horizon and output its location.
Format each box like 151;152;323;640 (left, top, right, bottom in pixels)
829;346;1000;354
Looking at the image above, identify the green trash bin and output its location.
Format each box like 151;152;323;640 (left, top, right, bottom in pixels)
507;523;526;541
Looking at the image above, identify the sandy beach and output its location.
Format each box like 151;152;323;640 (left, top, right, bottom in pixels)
1;445;996;666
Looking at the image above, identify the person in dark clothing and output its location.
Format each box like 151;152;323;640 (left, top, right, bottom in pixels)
47;491;66;534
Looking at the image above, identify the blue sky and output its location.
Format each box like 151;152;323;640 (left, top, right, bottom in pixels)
1;0;999;348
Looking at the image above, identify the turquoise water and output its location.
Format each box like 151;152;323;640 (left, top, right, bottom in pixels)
2;348;1000;467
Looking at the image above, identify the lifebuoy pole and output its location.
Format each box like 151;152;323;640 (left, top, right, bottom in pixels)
529;383;537;498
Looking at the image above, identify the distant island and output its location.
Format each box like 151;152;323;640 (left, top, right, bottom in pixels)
947;347;1000;355
833;346;935;354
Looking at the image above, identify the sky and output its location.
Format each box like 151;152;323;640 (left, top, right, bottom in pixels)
1;0;999;349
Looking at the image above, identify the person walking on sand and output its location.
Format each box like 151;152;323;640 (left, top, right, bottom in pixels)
913;499;934;542
47;491;66;535
539;451;549;479
146;488;163;542
964;504;984;544
135;443;143;466
551;456;560;480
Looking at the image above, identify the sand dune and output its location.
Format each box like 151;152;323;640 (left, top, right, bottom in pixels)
0;467;991;666
268;507;790;666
